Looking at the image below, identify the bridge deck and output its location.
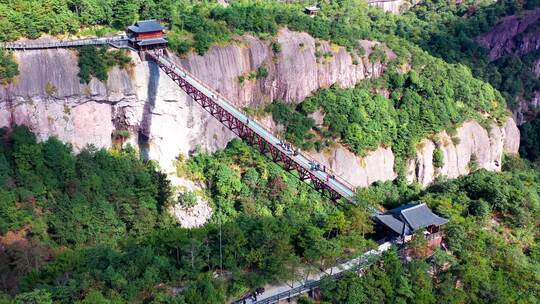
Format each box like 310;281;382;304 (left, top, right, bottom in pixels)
148;52;356;201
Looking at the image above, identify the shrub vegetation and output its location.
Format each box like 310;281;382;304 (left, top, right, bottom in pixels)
0;50;18;84
77;46;131;83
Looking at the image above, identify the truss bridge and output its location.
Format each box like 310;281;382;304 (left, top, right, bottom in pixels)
146;51;357;202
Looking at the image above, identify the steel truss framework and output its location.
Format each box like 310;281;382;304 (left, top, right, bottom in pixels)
147;52;343;201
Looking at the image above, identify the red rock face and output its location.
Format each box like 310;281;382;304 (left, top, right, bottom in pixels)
476;8;540;61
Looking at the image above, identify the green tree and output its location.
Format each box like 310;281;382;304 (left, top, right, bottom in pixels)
433;147;444;168
14;290;52;304
112;0;139;29
78;290;112;304
0;50;18;84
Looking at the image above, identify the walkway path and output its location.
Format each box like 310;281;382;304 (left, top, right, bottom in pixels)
0;36;130;50
235;241;393;304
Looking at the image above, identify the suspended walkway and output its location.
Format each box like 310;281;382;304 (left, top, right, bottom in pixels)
0;36;130;50
1;37;358;202
146;51;357;202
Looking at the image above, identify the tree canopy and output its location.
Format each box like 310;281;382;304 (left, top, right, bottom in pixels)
1;1;540;303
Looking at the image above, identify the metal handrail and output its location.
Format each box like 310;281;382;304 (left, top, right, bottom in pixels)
0;36;128;50
234;241;394;304
150;52;356;200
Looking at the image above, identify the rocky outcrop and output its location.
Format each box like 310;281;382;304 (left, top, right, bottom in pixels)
503;117;521;152
0;48;135;151
476;8;540;61
168;177;212;228
407;119;519;186
312;146;396;188
308;118;519;189
476;8;540;124
178;29;390;106
514;57;540;124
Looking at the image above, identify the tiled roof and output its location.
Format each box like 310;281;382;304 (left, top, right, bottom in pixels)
128;20;165;33
375;203;448;236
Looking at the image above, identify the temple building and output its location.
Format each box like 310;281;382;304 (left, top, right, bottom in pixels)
304;5;320;17
375;202;448;249
127;20;167;50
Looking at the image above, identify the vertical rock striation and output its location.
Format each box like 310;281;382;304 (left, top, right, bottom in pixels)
407;119;519;186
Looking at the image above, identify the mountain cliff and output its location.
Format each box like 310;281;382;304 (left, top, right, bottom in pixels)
0;29;519;194
476;8;540;123
477;8;540;61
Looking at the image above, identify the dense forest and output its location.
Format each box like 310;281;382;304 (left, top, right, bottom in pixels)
1;0;540;303
0;127;374;303
1;127;539;303
520;116;540;162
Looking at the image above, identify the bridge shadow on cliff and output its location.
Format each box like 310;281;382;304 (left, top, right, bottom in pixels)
138;59;160;160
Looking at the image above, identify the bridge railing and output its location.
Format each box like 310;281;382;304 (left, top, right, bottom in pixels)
0;36;129;50
235;241;393;304
150;51;357;195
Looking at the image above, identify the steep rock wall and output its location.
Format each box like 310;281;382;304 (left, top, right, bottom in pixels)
309;119;519;189
476;8;540;123
0;48;135;150
177;29;389;106
407;119;519;186
0;29;519;197
476;8;540;61
514;57;540;124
